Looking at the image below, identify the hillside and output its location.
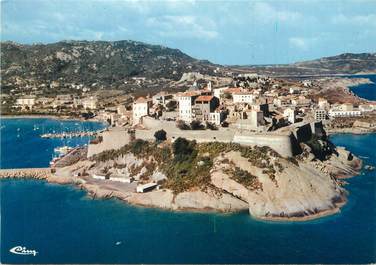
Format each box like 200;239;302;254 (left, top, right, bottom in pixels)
293;53;376;74
230;53;376;76
1;40;374;92
1;40;217;89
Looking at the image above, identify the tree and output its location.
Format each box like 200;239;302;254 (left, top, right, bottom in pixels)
176;120;190;130
223;92;232;99
190;120;204;130
206;122;218;130
221;121;229;127
154;129;167;142
172;137;197;162
166;100;177;111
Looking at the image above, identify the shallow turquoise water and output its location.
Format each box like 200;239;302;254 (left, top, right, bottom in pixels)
0;117;375;264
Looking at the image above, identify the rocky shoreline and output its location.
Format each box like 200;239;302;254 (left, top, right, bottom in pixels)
0;141;363;222
327;127;376;135
317;77;374;104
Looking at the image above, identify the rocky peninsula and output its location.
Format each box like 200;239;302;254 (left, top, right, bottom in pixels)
1;128;362;221
316;77;374;104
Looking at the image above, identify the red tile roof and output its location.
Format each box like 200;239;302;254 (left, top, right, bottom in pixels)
195;95;214;102
224;87;243;94
179;91;200;97
232;91;254;95
135;97;151;103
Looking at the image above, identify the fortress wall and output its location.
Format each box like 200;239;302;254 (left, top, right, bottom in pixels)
141;117;295;157
90;117;298;158
87;130;131;158
311;121;326;138
294;123;313;143
140;117;235;142
233;134;294;157
136;127;235;143
293;121;326;143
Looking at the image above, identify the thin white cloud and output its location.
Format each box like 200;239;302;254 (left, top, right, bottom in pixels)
250;2;303;24
289;37;318;51
146;15;218;40
332;13;376;27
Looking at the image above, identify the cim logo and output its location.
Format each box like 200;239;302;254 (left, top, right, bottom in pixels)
9;246;38;256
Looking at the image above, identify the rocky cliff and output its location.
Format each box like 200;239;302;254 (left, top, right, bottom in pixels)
50;135;362;221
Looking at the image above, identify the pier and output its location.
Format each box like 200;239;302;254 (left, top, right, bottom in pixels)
0;168;52;179
40;131;99;139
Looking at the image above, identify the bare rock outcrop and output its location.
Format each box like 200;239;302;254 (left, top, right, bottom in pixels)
210;150;355;220
173;190;248;212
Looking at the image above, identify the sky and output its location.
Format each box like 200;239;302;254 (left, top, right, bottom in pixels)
1;0;376;65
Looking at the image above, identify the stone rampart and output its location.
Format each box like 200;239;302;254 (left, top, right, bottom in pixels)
233;134;294;157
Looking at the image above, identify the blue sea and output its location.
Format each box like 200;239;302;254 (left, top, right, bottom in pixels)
1;78;376;264
349;74;376;101
0;118;106;169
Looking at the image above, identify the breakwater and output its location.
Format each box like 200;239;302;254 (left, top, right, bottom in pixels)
0;168;51;179
41;131;100;139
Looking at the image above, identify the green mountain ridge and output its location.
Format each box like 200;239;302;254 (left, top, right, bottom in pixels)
1;40;375;91
1;40;217;89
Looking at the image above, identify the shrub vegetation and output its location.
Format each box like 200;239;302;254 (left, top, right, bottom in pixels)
91;138;298;194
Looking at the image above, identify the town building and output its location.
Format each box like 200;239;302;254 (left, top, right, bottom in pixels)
16;96;36;109
283;108;296;123
328;109;361;118
132;97;152;124
56;94;73;104
289;87;300;94
232;91;256;104
192;96;219;118
213;86;229;99
273;97;291;108
291;96;311;108
117;105;127;116
82;96;98;110
152;92;174;106
318;98;330;110
36;97;54;106
314;109;327;121
339;103;354;111
207;111;225;125
177;92;199;122
250;103;269;116
235;109;265;130
73;97;82;108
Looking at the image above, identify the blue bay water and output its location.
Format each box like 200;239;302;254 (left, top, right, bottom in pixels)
349;74;376;101
0;118;106;169
1;118;375;264
1;75;376;264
